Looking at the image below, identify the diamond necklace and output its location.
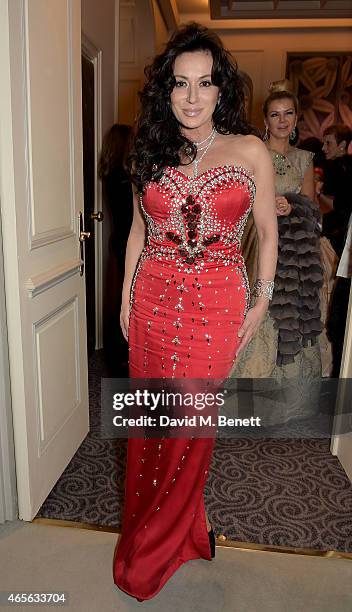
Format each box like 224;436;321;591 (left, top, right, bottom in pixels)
191;129;217;180
269;150;291;176
193;127;216;148
266;144;292;176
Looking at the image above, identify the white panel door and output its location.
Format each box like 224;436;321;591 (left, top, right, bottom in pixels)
0;0;89;520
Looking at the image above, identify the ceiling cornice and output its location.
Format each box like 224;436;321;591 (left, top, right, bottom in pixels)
178;13;352;30
210;0;352;20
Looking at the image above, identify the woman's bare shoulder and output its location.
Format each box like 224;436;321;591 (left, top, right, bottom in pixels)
222;134;270;170
236;134;268;154
222;133;266;154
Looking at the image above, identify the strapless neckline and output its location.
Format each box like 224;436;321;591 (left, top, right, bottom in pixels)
165;163;255;182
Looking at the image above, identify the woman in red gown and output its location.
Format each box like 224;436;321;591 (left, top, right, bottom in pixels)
113;24;277;600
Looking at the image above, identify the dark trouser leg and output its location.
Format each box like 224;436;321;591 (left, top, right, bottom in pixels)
328;277;351;377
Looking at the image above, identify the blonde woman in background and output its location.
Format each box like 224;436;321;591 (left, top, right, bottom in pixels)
231;80;324;424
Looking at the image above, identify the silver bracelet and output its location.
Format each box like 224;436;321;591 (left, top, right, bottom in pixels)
253;279;275;301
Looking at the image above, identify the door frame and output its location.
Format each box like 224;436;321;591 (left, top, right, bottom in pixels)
114;0;120;121
0;203;18;522
81;34;103;350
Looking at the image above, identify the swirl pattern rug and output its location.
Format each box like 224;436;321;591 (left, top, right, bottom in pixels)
36;351;352;552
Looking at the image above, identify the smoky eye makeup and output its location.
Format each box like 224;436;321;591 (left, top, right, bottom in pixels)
269;109;295;118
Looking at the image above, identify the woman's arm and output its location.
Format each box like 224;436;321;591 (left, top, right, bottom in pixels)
120;189;146;340
237;137;278;355
318;193;334;214
301;162;315;201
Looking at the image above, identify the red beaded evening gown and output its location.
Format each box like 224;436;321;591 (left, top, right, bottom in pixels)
113;164;255;600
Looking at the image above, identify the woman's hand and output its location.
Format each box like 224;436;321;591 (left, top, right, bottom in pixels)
236;301;268;356
315;180;323;198
120;303;130;342
275;196;292;216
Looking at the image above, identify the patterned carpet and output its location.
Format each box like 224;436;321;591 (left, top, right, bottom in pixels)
36;351;352;552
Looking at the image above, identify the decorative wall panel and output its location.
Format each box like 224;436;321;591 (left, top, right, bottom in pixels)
287;52;352;141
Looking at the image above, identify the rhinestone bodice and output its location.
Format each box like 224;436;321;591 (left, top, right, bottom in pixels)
140;164;256;273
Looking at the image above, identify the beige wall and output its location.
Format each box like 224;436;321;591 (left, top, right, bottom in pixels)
119;0;157;125
217;27;352;130
81;0;116;135
152;0;169;53
118;8;352;130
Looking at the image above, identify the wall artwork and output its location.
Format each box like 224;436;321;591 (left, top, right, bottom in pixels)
286;53;352;142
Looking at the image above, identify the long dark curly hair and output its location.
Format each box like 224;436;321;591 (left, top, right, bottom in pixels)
127;22;251;191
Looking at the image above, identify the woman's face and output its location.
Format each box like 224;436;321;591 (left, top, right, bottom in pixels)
170;50;219;134
265;97;297;142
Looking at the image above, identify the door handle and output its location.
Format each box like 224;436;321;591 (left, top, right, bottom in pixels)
79;230;91;242
90;211;104;222
78;211;90;276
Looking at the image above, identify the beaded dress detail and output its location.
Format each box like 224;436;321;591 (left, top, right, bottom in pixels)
113;164;255;600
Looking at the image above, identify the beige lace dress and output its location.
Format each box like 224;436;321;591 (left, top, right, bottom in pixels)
230;147;328;425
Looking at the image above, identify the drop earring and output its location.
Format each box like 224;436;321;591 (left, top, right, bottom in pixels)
289;127;297;142
263;125;269;141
